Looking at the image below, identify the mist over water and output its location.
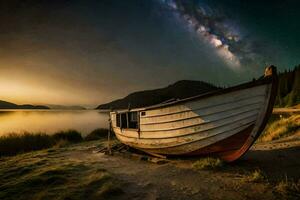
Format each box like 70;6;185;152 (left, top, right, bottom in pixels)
0;110;109;137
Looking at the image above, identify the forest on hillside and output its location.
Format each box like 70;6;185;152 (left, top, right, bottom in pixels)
275;65;300;107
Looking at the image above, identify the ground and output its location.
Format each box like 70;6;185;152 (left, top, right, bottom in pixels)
1;133;300;200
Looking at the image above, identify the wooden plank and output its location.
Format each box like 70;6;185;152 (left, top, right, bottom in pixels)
140;111;259;133
141;95;264;121
142;85;267;117
115;120;255;149
116;112;258;140
115;112;258;139
140;100;262;125
140;106;261;131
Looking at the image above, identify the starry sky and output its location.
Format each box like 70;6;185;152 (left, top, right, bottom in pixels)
0;0;299;107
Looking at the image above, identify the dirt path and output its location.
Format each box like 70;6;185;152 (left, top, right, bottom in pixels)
245;134;300;180
273;108;300;114
67;147;274;200
65;139;300;200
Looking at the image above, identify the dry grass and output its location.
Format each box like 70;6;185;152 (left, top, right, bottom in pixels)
292;104;300;109
274;178;300;198
260;114;300;142
0;148;123;200
193;157;224;170
243;169;265;183
0;128;115;157
0;130;83;157
85;128;109;141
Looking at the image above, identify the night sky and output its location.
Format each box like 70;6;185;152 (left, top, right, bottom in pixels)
0;0;299;107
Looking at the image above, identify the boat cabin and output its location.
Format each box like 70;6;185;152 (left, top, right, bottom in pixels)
112;110;141;130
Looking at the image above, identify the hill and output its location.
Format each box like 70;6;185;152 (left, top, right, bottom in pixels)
96;80;219;110
276;65;300;107
46;105;86;110
97;65;300;110
0;100;49;109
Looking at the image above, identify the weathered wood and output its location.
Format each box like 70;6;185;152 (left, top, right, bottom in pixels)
139;150;167;159
107;119;112;155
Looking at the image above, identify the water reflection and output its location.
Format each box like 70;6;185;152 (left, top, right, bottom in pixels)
0;110;109;136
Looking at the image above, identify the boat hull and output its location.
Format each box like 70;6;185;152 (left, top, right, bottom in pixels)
110;67;278;162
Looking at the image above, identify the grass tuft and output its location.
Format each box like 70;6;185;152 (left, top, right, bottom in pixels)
193;157;224;170
243;169;265;182
274;178;300;197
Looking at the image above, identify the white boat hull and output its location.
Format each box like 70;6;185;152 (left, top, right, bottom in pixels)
110;66;278;162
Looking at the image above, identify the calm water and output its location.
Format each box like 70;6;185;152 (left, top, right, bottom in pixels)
0;110;109;137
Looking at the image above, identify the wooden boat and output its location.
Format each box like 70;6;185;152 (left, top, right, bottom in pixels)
109;66;278;162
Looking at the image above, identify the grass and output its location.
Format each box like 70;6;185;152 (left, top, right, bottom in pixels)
260;114;300;142
242;169;265;183
0;148;123;200
238;167;300;198
192;157;224;170
240;169;300;198
274;178;300;197
53;130;83;143
0;133;55;157
0;130;82;157
0;128;111;157
85;128;109;141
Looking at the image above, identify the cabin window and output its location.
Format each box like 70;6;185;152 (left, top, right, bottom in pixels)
116;114;120;127
128;112;138;129
130;112;137;121
141;111;146;116
116;112;138;129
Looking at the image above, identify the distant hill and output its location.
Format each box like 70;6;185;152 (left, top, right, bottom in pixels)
276;65;300;107
0;100;49;109
97;65;300;110
96;80;219;110
46;105;86;110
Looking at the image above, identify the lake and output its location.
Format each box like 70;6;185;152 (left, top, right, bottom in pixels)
0;110;109;137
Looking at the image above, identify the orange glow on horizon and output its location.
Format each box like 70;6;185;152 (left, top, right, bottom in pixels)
0;77;104;106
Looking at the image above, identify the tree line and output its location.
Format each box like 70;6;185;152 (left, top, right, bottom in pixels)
275;65;300;107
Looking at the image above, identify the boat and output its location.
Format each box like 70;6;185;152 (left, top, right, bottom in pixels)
109;66;278;162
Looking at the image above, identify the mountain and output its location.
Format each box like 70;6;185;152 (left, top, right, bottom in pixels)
0;100;50;109
96;80;219;110
275;65;300;107
97;65;300;110
46;105;86;110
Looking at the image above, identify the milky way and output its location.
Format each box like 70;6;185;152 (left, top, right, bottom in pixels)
159;0;263;70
